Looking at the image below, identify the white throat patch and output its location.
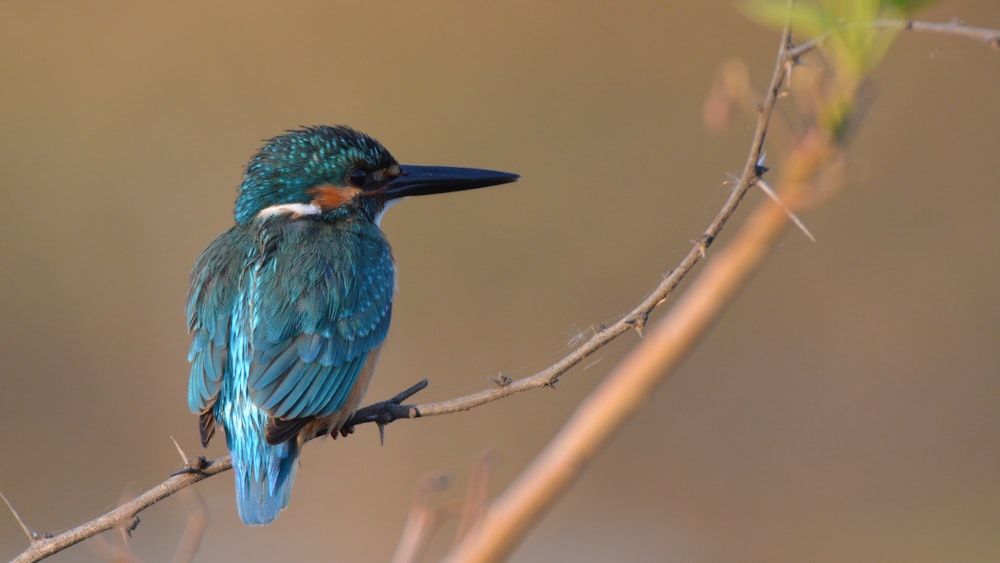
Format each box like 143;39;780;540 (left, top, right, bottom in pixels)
256;202;322;219
374;198;400;226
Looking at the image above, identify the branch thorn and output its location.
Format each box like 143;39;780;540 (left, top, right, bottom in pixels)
489;372;512;388
755;178;817;242
628;315;647;338
169;435;189;465
755;151;769;177
1;488;37;543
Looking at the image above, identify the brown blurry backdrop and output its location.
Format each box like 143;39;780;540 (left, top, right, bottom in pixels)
2;1;1000;561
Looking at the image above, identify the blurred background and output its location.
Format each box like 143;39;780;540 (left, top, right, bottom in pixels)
2;1;999;561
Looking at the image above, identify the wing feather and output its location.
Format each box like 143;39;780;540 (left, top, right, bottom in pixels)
187;227;255;447
247;217;394;425
187;229;253;413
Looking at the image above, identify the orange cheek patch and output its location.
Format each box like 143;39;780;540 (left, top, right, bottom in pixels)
309;185;362;211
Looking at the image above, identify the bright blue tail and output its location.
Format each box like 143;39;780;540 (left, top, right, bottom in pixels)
228;431;300;526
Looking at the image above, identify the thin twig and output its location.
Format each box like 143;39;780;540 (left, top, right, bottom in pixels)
787;18;1000;60
1;488;35;543
11;457;231;563
755;177;816;241
169;436;189;465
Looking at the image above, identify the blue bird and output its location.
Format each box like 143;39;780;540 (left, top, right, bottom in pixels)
187;125;517;525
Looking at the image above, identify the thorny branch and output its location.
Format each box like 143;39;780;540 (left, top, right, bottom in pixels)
7;16;999;563
787;17;1000;59
10;457;231;563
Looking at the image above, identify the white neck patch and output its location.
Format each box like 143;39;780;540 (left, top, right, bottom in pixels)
374;198;400;226
256;202;322;219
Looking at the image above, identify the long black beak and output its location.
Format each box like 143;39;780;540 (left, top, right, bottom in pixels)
381;164;519;200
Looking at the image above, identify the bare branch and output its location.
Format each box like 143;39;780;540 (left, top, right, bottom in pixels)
787;18;1000;60
11;457;231;563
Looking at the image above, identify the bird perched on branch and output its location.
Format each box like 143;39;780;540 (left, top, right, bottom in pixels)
186;125;518;525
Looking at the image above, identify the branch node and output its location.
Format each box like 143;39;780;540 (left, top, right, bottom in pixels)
489;372;513;388
627;315;648;338
695;234;713;254
754;151;769;177
125;514;140;536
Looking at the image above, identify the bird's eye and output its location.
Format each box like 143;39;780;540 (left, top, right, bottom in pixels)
347;168;368;187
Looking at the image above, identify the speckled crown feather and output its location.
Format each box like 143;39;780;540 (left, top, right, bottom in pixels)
234;126;397;225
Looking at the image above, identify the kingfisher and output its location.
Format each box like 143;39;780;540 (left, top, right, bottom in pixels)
187;125;517;525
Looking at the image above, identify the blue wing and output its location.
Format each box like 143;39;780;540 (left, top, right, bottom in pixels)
187;227;255;446
247;216;394;443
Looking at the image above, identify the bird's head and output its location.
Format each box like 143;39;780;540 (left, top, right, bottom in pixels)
234;125;517;225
